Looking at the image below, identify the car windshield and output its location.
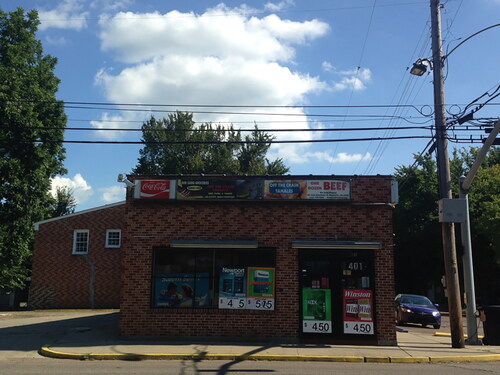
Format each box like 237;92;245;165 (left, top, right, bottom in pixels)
401;295;433;306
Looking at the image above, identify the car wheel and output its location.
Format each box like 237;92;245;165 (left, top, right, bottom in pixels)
433;324;441;329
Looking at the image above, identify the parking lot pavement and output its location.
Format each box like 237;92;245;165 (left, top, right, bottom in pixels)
0;310;118;359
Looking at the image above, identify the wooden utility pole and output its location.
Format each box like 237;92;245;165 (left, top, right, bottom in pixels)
430;0;465;348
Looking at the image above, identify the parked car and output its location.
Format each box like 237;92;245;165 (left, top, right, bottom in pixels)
395;293;441;329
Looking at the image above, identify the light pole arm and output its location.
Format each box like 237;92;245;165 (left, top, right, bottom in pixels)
460;119;500;192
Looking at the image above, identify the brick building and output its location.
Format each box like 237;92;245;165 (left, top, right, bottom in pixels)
30;202;125;309
119;175;398;345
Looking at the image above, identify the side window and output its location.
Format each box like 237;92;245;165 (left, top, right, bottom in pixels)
106;229;121;248
73;230;89;254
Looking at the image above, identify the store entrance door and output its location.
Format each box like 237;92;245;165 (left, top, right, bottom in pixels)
299;249;375;342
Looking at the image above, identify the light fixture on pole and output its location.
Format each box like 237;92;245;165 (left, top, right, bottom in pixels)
410;58;432;76
410;0;465;349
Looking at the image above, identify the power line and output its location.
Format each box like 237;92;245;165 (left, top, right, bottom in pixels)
2;135;484;146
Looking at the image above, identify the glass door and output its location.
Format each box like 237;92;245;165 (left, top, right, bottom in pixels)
299;249;375;341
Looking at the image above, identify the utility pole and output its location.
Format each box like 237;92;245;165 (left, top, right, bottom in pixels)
430;0;465;348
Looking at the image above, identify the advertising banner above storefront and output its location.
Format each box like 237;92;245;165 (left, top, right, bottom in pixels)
134;177;351;201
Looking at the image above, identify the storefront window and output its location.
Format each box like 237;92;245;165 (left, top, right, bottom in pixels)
152;247;275;308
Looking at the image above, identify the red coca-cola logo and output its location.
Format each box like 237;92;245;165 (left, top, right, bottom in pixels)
140;180;171;199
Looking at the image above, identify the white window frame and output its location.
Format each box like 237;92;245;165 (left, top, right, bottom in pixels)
73;230;89;254
105;229;121;248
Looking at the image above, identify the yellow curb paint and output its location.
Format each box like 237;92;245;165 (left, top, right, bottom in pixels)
433;332;484;339
38;347;500;363
364;357;390;363
390;357;430;363
430;354;500;363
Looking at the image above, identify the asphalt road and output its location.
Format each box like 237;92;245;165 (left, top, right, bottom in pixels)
1;358;500;375
0;310;494;375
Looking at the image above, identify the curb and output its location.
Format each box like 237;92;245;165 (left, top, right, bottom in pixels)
38;347;500;363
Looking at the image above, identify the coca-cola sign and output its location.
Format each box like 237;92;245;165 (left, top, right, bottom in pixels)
134;180;176;199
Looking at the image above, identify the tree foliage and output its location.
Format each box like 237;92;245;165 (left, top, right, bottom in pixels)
0;8;66;288
133;112;289;175
394;147;500;304
48;186;77;218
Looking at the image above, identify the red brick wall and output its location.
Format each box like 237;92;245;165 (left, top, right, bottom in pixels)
29;203;124;309
120;176;396;345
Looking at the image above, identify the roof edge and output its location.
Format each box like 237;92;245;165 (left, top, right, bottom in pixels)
34;201;125;231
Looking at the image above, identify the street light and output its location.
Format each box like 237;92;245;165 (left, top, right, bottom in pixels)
410;5;500;348
410;0;465;349
409;59;431;76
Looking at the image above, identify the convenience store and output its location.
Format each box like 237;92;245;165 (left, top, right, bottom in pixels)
120;174;398;345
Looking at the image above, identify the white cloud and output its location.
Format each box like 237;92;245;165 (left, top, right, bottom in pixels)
264;0;295;12
38;0;89;31
90;0;134;12
291;151;372;164
94;5;330;160
99;186;125;202
98;7;328;64
322;61;334;72
51;174;93;204
331;68;372;91
45;35;68;46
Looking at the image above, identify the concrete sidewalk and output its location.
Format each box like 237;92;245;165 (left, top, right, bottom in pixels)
2;310;500;363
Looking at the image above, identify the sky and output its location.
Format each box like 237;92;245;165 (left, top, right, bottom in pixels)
4;0;500;211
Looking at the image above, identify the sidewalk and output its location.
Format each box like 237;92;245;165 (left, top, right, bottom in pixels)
33;311;500;363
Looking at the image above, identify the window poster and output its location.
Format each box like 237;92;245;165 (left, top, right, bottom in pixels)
246;267;275;310
218;267;247;309
302;288;332;333
155;273;210;307
343;289;374;335
218;267;275;310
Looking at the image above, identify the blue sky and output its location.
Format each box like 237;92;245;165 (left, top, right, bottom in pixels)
5;0;500;210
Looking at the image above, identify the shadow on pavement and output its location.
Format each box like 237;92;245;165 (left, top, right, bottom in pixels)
0;312;119;352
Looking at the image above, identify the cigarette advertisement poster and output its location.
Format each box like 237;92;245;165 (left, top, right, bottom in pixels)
246;267;275;310
302;288;332;333
247;267;275;298
218;267;247;309
343;289;374;335
155;273;210;308
177;179;264;200
218;267;275;310
264;180;351;200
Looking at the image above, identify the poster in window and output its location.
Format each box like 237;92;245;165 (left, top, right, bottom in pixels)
302;288;332;333
343;289;374;335
246;267;275;310
218;267;247;309
155;273;210;307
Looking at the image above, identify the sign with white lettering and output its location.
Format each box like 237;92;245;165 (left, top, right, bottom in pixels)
134;180;176;199
343;289;374;335
133;178;351;200
264;180;350;200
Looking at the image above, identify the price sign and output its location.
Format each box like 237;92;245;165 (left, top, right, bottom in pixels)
218;297;247;310
246;298;275;310
344;322;373;335
302;320;332;333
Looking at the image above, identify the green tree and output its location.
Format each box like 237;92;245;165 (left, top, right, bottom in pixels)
133;112;289;175
393;147;500;304
0;8;66;288
48;186;77;218
393;155;442;296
